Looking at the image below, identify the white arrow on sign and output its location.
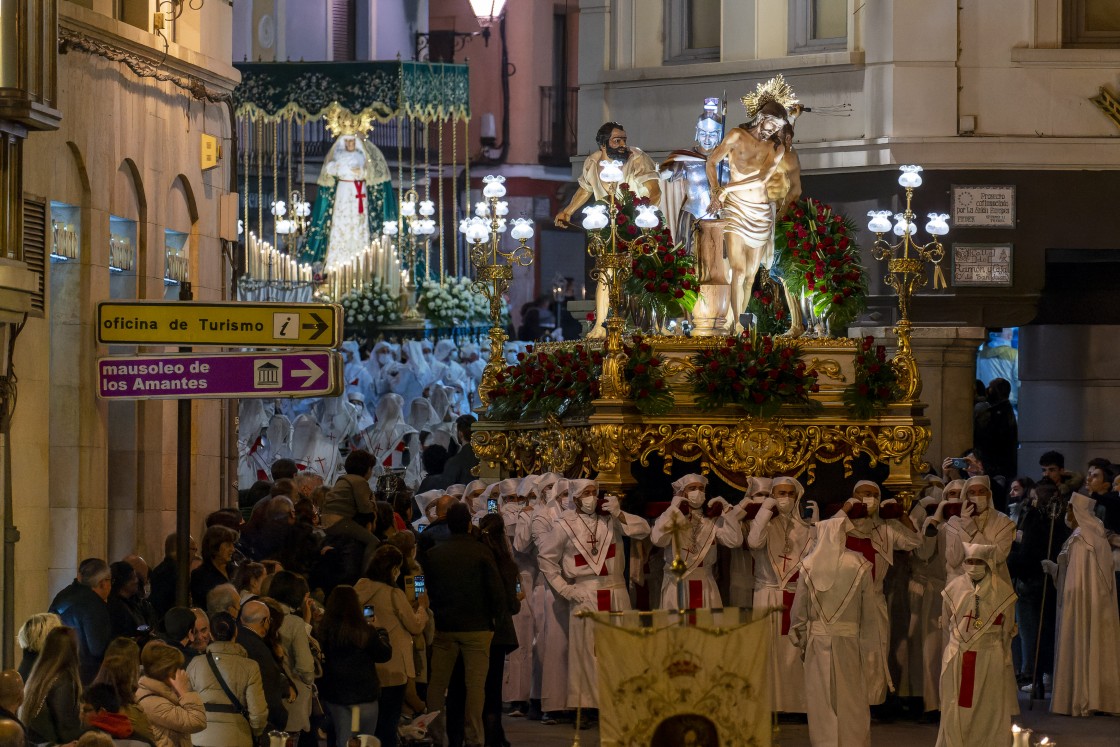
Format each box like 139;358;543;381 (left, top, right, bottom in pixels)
292;358;325;388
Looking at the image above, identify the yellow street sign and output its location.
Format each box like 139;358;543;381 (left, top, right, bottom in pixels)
97;301;343;348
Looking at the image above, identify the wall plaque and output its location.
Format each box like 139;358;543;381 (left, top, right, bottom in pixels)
952;243;1013;287
951;185;1016;228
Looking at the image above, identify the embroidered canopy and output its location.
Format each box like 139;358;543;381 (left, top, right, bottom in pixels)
233;61;471;123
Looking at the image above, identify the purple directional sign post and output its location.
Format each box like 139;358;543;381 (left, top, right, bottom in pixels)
97;351;343;400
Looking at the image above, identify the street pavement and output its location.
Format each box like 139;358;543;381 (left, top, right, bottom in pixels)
501;692;1120;746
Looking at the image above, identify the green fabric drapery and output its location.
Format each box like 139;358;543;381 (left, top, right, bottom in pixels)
233;61;471;124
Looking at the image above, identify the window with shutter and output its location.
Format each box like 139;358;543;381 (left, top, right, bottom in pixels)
331;0;357;61
22;195;47;317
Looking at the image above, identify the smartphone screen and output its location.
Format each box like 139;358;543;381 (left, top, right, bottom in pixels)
363;605;375;619
414;575;426;598
487;498;499;514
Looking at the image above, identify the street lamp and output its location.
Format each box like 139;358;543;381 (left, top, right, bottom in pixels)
866;164;950;402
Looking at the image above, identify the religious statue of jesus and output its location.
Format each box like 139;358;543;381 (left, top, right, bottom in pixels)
706;76;804;335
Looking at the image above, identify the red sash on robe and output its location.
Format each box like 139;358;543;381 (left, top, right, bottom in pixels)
846;536;877;578
957;612;1004;709
574;544;617;610
781;570;800;635
354;181;366;214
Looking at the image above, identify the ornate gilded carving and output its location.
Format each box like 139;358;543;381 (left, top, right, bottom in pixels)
804;358;846;383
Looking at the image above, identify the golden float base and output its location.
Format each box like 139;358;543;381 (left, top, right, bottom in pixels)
472;335;932;501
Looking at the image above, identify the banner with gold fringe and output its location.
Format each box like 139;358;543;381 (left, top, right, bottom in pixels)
591;609;771;747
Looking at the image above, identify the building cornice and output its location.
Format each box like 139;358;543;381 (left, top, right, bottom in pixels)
59;5;240;95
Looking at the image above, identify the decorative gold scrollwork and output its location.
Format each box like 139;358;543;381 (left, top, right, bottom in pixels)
804;358;846;383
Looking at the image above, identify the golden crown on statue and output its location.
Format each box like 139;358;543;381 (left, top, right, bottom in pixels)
323;102;376;138
665;651;702;679
741;73;799;118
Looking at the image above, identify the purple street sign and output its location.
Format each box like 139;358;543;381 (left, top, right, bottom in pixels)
97;351;343;400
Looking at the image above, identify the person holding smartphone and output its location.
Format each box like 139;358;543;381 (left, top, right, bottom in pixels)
353;545;429;747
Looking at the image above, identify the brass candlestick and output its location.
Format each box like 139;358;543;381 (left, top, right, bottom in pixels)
867;165;949;402
466;175;534;408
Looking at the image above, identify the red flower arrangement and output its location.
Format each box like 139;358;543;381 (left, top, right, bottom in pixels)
623;334;673;415
487;344;603;421
772;197;868;332
587;183;699;321
689;334;820;416
842;336;900;418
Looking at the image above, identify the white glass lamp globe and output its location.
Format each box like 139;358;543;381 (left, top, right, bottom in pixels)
474;201;490;218
401;200;417;217
892;213;917;237
495;201;509;217
275;219;293;235
599;159;624;184
466;218;490;243
925;213;950;236
482;174;507;198
295;201;311;218
382;222;399;237
635;205;660;229
418;200;436;217
510;218;534;241
581;205;609;231
867;210;893;234
270;200;287;217
898;164;923;189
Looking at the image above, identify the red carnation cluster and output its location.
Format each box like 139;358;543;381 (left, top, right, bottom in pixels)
622;334;673;415
689;333;820;416
488;343;604;420
842;335;900;418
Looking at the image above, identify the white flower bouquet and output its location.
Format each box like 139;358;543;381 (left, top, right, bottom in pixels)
417;276;491;327
340;281;402;327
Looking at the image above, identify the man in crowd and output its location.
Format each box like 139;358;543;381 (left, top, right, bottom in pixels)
48;557;113;683
148;533;198;618
441;415;479;485
161;606;208;663
238;599;291;732
423;502;505;747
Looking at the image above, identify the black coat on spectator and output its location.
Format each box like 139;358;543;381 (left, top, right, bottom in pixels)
317;627;392;705
148;557;178;618
48;581;111;683
238;624;291;731
424;535;503;633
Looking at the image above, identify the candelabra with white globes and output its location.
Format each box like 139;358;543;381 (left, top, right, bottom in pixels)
239;192;315;297
580;158;662;400
866;164;950;402
461;174;535;407
398;190;438;318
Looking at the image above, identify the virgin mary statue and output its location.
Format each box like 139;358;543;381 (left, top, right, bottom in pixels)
303;133;396;270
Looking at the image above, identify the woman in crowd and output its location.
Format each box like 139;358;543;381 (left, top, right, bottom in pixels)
91;637;158;746
135;641;206;747
231;562;266;604
189;525;239;608
19;626;85;745
356;545;430;747
316;585;393;747
269;571;319;747
186;612;268;746
478;514;522;747
16;612;62;681
385;531;432;715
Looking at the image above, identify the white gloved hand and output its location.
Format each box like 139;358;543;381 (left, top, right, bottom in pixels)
804;500;820;524
760;497;778;513
931;500;950;523
602;493;622;518
961;501;975;520
1040;559;1058;579
708;497;731;515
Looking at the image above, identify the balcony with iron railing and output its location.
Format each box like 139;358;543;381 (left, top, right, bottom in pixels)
539;86;578;166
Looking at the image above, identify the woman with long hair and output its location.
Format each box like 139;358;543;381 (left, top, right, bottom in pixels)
19;626;84;745
355;545;429;747
16;612;62;681
135;641;205;747
478;514;522;747
317;584;392;747
91;637;158;745
268;571;319;747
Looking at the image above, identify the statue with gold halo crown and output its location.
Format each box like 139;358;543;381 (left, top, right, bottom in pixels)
707;75;805;336
303;103;397;271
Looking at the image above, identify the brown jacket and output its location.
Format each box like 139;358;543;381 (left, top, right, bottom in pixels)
135;676;206;747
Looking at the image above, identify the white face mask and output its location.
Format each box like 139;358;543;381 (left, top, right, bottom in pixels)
965;563;987;582
775;494;795;515
685;488;705;509
377;353;391;365
970;494;990;513
578;491;598;515
861;495;879;513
